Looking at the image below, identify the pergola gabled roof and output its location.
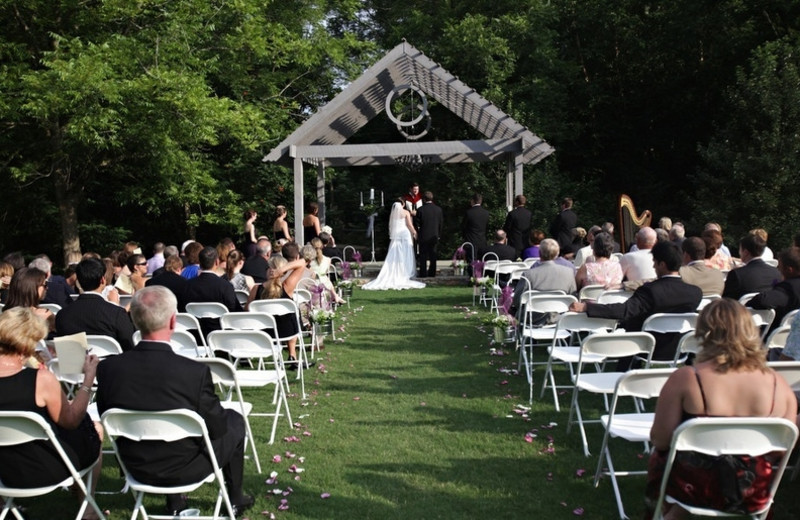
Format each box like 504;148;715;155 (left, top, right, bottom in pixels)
264;41;554;168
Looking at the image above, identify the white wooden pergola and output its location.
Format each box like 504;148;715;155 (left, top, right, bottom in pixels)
264;41;555;244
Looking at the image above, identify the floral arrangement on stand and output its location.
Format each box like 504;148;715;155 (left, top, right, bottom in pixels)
451;247;467;275
471;276;494;289
341;262;352;280
310;308;336;324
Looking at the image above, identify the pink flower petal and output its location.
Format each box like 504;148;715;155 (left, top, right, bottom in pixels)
573;507;584;515
284;451;295;458
575;469;586;477
272;455;282;463
546;472;554;481
353;396;360;401
320;493;331;499
302;431;312;436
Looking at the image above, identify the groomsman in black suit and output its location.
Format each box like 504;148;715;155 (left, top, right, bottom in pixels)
462;193;490;267
503;194;532;258
416;191;444;277
549;197;578;256
55;258;136;351
723;233;781;300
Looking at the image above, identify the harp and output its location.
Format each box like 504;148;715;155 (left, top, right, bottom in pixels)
617;194;652;253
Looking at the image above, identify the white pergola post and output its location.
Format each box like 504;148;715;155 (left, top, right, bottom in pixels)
290;146;305;244
317;162;326;224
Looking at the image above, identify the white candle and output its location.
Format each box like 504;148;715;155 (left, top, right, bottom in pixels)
370;188;375;201
381;191;384;206
360;192;363;206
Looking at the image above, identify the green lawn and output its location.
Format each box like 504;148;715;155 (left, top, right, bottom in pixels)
18;285;800;519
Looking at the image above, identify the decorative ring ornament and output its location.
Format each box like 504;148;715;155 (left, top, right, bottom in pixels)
385;84;428;127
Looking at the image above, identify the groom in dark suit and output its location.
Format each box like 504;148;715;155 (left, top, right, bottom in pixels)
416;191;443;277
462;193;490;267
96;286;253;516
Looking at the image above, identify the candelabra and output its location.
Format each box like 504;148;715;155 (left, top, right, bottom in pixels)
360;189;384;263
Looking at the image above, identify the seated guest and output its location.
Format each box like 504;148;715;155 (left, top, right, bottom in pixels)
645;298;797;519
483;230;517;262
223;250;255;293
522;229;545;260
750;228;774;262
0;307;103;517
669;222;686;247
183;247;243;339
571;241;702;367
146;254;188;309
778;314;800;361
620;227;657;285
214;240;236;277
0;260;14;303
307;238;345;304
723;233;780;300
702;227;732;271
512;238;577;312
320;231;342;263
679;237;724;296
4;267;56;333
575;232;623;290
573;225;602;268
240;238;271;284
96;286;253;516
704;222;732;257
146;242;166;276
114;254;148;295
30;256;74;308
747;247;800;335
180;241;204;280
55;258;135;351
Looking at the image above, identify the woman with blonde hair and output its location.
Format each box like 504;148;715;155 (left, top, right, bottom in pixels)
273;205;292;242
0;260;15;303
305;238;344;304
645;298;797;519
0;307;103;518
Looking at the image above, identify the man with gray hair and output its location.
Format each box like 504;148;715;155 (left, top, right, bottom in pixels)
241;237;271;283
512;238;577;312
96;286;253;516
31;255;75;307
620;226;657;286
146;242;166;275
669;222;686;247
573;225;603;268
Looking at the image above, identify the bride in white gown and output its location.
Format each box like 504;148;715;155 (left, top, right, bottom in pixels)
363;200;426;290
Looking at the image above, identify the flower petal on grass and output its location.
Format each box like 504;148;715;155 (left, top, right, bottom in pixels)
575;469;586;477
573;507;584;515
284;451;295;458
320;493;331;499
277;499;289;511
546;472;554;481
353;396;360;401
272;455;281;463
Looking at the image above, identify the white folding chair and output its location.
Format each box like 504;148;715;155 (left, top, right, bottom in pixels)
768;360;800;393
248;299;309;399
292;289;320;356
592;368;675;519
185;301;229;320
739;292;759;305
491;263;523;313
170;330;206;358
747;308;776;342
540;312;618;411
578;284;606;302
39;303;62;315
0;411;106;520
597;290;633;304
117;294;133;308
781;308;799;328
85;335;123;358
567;331;656;457
641;312;698;367
765;324;791;357
217;312;278;368
176;312;208;350
651;417;798;520
234;290;250;307
101;408;236;520
516;293;577;403
673;331;702;366
523;257;539;268
696;294;720;311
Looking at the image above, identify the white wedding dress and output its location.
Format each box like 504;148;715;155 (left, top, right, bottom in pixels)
363;203;426;291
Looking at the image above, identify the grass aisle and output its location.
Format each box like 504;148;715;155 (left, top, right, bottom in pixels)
277;285;637;519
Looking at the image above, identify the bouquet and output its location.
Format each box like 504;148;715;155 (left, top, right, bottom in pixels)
341;262;352;280
470;276;494;289
451;247;467;268
337;279;356;289
482;313;516;328
310;308;336;323
351;251;363;269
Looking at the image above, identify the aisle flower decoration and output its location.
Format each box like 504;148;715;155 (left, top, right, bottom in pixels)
452;247;467;270
351;251;363;269
310;308;336;324
482;313;516;328
471;276;494;289
471;260;485;279
341;262;352;280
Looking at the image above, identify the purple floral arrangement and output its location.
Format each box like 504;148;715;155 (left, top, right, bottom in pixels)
352;251;363;268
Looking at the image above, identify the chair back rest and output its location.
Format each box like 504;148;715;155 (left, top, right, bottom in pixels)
118;294;133;308
614;368;675;400
765;258;779;268
206;329;278;359
296;277;320;292
675;331;702;363
194;357;239;389
220;311;276;331
523;257;539;268
597;290;633;304
696;295;721;311
767;361;800;392
554;312;617;340
39;303;62;315
176;312;202;332
578;284;606;302
781;309;799;328
101;408;206;443
342;245;356;263
185;302;228;319
748;308;776;340
0;411;52;445
519;293;576;314
581;331;656;360
293;288;312;304
508;269;527;282
249;298;297;317
739;292;758;305
482;252;499;264
234;290;250;306
642;312;698;334
170;330;205;358
86;335;123;358
766;325;791;351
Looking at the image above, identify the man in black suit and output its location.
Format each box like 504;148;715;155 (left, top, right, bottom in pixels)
416;191;444;277
184;247;242;338
461;193;490;267
571;241;702;366
484;230;517;261
503;194;532;258
549;197;578;256
96;286;253;516
240;238;271;284
723;233;781;300
55;258;136;351
748;247;800;335
145;254;188;310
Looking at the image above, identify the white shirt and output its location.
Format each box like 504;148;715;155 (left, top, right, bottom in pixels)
620;249;656;282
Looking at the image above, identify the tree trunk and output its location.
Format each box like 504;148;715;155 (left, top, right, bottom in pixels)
53;170;81;267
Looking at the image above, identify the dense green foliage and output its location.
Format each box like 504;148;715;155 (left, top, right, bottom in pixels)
2;0;800;262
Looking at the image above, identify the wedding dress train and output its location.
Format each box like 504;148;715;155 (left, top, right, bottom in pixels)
363;203;425;291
